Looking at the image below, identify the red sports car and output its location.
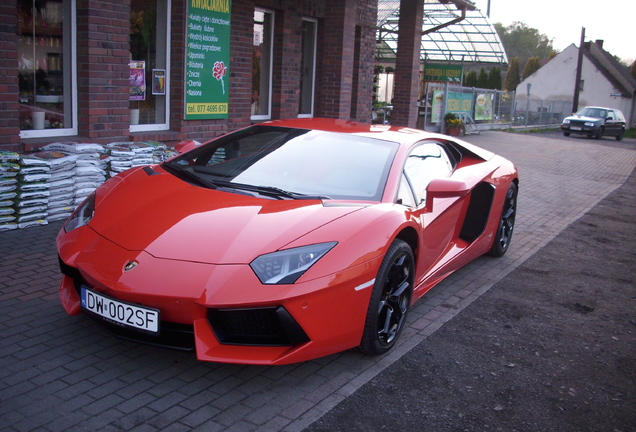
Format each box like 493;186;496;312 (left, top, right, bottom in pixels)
57;118;518;365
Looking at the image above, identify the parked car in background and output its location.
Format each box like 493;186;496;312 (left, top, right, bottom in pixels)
561;106;626;140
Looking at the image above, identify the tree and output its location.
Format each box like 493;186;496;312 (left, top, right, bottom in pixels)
488;67;502;90
631;61;636;81
463;70;477;87
504;57;521;91
495;21;556;67
523;56;541;79
477;67;489;88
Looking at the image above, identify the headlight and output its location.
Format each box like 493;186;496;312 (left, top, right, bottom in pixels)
584;122;595;127
64;193;96;232
562;119;570;124
250;242;337;284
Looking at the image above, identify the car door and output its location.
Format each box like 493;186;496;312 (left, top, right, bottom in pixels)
399;142;466;290
605;110;617;135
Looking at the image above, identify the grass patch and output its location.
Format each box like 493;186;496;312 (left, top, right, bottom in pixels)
500;127;561;134
625;128;635;139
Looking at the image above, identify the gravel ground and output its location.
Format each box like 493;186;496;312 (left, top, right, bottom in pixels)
305;155;635;432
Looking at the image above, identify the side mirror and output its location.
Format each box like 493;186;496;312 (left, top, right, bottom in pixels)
424;178;470;212
175;139;202;154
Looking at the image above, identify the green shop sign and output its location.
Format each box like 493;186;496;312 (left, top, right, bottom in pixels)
185;0;231;119
423;64;463;83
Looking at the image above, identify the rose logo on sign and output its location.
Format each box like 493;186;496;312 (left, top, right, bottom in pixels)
213;61;227;94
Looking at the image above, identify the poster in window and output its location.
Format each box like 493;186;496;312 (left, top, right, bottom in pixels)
129;61;146;101
184;0;232;119
152;69;166;95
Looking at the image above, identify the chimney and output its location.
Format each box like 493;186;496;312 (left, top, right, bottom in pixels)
595;40;604;49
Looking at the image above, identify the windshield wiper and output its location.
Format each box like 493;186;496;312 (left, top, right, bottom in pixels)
258;185;330;200
229;183;330;200
163;163;329;199
162;163;220;190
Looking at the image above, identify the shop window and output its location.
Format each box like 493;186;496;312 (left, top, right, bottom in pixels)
298;19;316;118
18;0;76;138
129;0;170;131
252;9;273;120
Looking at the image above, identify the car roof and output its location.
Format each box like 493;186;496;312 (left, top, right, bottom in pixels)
582;106;622;112
259;117;495;161
260;118;426;144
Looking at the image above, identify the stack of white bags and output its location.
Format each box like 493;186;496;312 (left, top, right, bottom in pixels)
0;140;177;231
0;151;21;231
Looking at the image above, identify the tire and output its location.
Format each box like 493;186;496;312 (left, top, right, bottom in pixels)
563;132;570;137
359;239;414;355
594;127;604;139
488;182;518;257
616;129;624;141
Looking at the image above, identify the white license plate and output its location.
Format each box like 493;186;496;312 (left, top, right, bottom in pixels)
570;126;582;131
81;287;159;333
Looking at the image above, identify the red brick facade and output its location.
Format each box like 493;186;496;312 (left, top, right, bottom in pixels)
0;0;377;152
0;3;21;148
391;0;424;128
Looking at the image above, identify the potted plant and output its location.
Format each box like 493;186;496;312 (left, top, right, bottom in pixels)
444;112;463;136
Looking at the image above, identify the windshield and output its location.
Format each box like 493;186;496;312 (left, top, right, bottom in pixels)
577;107;607;118
164;125;399;201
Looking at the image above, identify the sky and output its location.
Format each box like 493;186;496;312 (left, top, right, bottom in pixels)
471;0;635;64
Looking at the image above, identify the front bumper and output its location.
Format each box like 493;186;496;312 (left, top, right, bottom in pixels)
561;124;598;135
57;227;380;365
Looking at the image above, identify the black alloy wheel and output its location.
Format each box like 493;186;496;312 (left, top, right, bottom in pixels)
359;239;414;355
489;182;517;257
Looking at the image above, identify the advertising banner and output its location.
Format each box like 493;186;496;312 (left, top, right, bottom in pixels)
431;90;473;123
474;93;493;121
185;0;231;119
423;64;463;83
447;92;473;116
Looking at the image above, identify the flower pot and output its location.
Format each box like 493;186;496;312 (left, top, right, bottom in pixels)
446;125;461;136
130;108;140;125
32;111;45;130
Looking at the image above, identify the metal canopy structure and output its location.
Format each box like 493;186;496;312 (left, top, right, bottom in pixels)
377;0;508;65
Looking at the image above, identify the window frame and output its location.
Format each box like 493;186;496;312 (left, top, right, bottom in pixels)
130;0;171;132
20;0;78;139
251;8;274;122
298;17;317;118
402;141;456;206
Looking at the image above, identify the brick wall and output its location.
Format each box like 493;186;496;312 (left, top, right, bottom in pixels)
391;0;424;128
0;0;378;152
0;3;21;151
317;0;356;119
76;0;131;142
350;0;377;123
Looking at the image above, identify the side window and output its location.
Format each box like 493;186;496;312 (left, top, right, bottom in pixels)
18;0;76;138
397;174;416;207
252;9;274;120
403;142;454;204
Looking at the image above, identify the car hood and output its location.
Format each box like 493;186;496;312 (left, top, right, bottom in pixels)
88;166;365;264
564;115;601;122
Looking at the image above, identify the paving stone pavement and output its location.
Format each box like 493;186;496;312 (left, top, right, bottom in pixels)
1;132;635;432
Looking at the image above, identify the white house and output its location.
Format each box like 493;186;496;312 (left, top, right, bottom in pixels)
517;40;636;127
